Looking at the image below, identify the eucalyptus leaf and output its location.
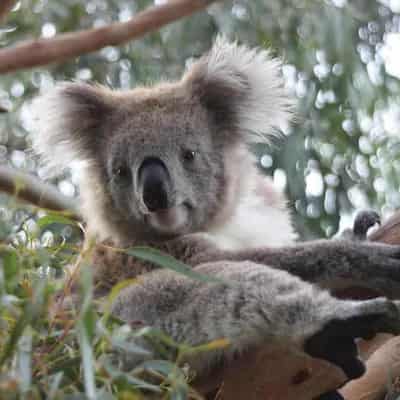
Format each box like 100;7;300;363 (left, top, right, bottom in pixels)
37;213;78;230
125;247;227;284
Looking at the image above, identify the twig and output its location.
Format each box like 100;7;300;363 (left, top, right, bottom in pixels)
0;164;79;217
0;0;16;23
0;0;219;74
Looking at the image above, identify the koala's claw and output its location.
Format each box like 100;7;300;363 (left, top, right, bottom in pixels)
305;299;400;380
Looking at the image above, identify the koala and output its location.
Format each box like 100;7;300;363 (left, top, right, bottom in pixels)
31;36;400;392
338;210;381;241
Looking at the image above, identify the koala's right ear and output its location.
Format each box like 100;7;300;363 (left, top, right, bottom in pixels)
31;82;114;172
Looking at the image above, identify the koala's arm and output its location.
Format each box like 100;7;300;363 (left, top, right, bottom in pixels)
112;259;400;382
221;240;400;298
161;236;400;298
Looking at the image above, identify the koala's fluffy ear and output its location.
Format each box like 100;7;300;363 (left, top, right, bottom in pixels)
31;82;114;172
183;36;294;142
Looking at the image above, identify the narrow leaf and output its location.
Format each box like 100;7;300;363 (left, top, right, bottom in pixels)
124;247;227;284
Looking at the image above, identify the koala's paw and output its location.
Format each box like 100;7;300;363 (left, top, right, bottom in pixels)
304;299;400;380
353;210;381;240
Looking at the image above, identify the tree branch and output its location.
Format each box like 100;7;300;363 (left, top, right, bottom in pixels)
0;165;79;217
0;0;219;74
0;0;16;23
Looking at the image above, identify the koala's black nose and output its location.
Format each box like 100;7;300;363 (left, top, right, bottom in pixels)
138;158;170;212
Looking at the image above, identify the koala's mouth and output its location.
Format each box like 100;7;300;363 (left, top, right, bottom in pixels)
145;202;191;235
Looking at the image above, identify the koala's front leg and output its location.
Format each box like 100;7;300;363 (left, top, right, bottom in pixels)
111;260;400;384
217;240;400;298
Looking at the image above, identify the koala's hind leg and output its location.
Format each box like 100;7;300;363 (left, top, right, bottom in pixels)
305;297;400;379
111;260;400;382
317;391;344;400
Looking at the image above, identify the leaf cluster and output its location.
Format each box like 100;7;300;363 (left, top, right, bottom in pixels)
0;211;222;399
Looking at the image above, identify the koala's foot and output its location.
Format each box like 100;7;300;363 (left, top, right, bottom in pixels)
316;391;344;400
305;298;400;380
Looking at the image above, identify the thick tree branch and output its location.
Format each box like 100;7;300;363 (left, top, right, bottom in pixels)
0;0;219;74
0;0;16;23
0;165;79;217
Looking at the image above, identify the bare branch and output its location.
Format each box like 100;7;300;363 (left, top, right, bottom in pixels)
0;165;80;217
0;0;219;74
0;0;16;23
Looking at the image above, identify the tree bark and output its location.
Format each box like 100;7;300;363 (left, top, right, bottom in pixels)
0;0;219;74
0;165;79;217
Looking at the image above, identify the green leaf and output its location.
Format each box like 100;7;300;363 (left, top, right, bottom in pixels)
78;322;97;400
138;360;184;379
94;389;117;400
170;386;188;400
2;249;18;281
77;266;97;399
96;321;151;357
37;213;78;229
124;247;227;284
0;278;48;366
48;372;64;400
63;395;91;400
110;337;151;357
102;358;161;392
17;327;32;395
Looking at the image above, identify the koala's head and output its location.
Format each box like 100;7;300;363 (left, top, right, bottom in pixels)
32;37;293;244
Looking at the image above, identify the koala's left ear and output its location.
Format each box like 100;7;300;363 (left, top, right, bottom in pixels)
183;36;294;142
31;82;114;173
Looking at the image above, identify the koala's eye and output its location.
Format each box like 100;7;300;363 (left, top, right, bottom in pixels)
113;166;131;183
182;149;196;163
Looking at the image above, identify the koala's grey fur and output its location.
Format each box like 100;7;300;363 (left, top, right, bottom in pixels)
31;36;400;383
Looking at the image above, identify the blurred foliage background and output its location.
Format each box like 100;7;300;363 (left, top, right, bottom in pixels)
1;0;400;240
